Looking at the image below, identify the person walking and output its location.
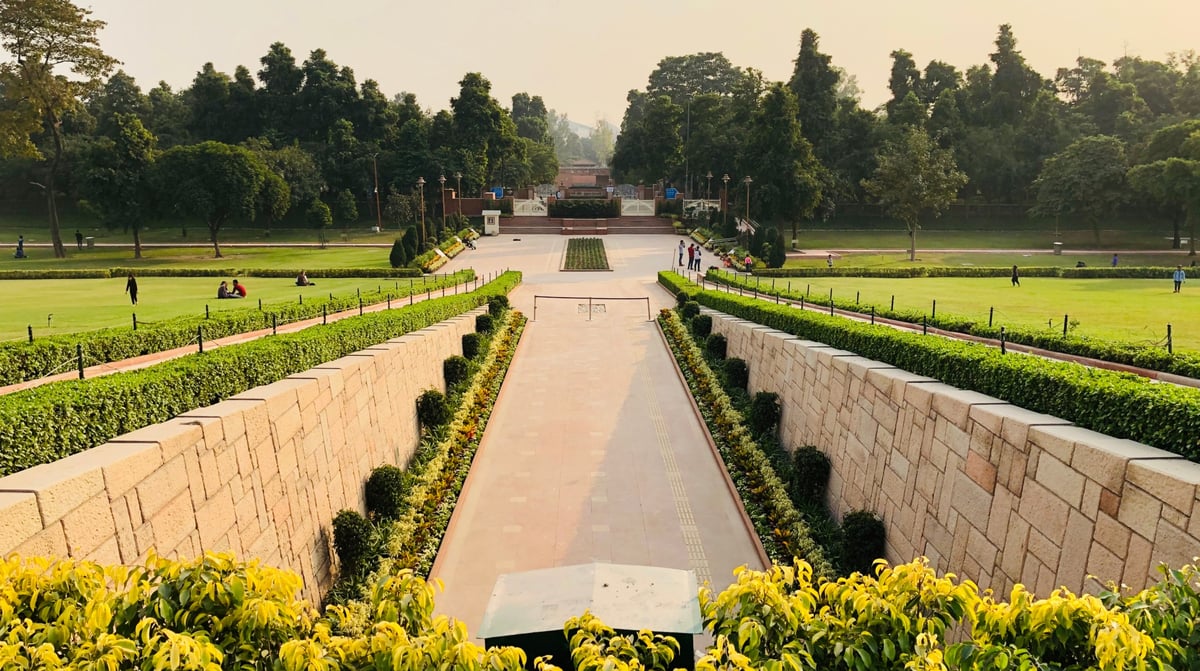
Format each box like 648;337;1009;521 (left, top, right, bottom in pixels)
1173;265;1186;293
75;230;83;250
678;240;686;267
827;254;834;269
14;235;25;258
1011;265;1020;287
125;273;139;305
1111;253;1119;267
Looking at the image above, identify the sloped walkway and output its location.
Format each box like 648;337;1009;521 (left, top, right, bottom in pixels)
430;236;766;638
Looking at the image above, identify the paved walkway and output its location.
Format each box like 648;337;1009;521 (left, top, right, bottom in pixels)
430;235;765;639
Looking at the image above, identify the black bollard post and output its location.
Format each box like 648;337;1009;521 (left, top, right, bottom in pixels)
258;298;262;310
891;295;895;311
359;298;363;316
272;314;277;335
198;325;204;353
932;299;936;319
132;313;137;331
206;304;210;319
330;293;334;301
800;297;805;310
323;305;327;325
410;291;414;306
1063;314;1068;337
856;291;860;305
922;315;927;335
357;288;361;300
76;343;84;379
28;325;33;343
1167;324;1173;354
388;295;392;309
871;306;875;325
829;288;834;315
299;294;303;305
989;307;993;327
1000;327;1007;354
806;284;811;296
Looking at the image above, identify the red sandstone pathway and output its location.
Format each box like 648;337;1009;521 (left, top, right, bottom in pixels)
430;236;766;642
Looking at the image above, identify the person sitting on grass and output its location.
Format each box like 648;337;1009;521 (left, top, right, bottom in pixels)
296;270;315;286
232;278;247;297
217;281;240;299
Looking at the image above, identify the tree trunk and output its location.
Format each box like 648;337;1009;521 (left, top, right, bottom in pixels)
45;114;66;258
1172;211;1182;249
1092;217;1101;246
1190;210;1196;257
908;224;917;262
133;227;142;259
791;221;798;250
209;222;223;258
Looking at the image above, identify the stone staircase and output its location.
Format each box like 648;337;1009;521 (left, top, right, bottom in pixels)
496;216;675;235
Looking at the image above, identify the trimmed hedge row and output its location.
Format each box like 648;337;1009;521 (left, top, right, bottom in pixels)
753;265;1191;279
659;272;1200;461
706;269;1200;379
0;270;477;387
0;272;522;476
0;266;424;280
659;308;834;577
547;199;620;218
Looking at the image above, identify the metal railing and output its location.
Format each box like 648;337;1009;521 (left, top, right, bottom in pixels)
532;295;652;322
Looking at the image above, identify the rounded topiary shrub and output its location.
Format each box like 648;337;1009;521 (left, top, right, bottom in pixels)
462;332;481;360
748;391;781;437
790;446;831;506
723;358;749;390
332;509;374;577
487;295;509;317
475;313;495;334
365;465;408;521
416;389;451;429
675;291;694;308
691;314;713;338
841;510;887;576
444;355;470;387
705;333;727;359
681;301;700;319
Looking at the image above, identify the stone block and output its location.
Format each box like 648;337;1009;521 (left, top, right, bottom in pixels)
0;449;105;526
1127;459;1200;516
931;385;1005;429
60;494;117;556
1087;542;1124;587
1057;509;1094;592
1117;484;1163;542
1071;434;1176;492
1151;522;1199;580
110;418;205;461
195;489;237;548
1124;533;1155;590
14;522;67;558
1093;512;1131;556
1035;453;1085;508
951;469;993;529
1018;480;1069;543
965;450;997;494
151;491;196;551
0;492;42;554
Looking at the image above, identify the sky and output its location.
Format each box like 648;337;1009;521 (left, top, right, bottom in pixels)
90;0;1200;127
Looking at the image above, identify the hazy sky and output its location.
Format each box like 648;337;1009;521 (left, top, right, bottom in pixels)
91;0;1200;126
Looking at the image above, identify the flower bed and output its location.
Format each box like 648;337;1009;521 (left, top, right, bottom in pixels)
658;308;833;577
563;237;611;270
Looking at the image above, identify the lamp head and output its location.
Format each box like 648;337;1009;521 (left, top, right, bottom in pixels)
439;174;446;185
416;176;425;187
722;173;730;184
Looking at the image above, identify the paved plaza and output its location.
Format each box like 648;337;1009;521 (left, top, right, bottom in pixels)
431;235;766;638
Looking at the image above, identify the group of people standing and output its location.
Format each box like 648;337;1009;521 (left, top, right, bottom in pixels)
678;240;703;271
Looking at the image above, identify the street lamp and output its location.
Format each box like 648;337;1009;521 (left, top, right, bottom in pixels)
721;173;730;231
454;171;462;216
742;176;753;248
371;154;383;232
438;174;447;235
706;171;713;201
416;176;426;247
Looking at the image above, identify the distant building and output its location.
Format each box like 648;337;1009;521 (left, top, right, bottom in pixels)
555;160;610;189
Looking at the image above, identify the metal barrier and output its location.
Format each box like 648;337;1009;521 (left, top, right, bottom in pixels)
532;295;652;322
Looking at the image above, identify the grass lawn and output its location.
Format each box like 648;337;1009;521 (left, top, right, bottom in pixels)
763;276;1198;351
787;251;1200;269
785;227;1189;251
0;245;394;270
0;275;455;342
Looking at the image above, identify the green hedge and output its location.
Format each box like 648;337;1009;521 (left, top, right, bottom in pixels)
659;272;1200;461
706;269;1200;379
753;265;1189;279
0;272;522;476
547;199;620;218
0;267;424;280
0;270;477;387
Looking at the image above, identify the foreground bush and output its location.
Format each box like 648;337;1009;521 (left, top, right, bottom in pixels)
0;272;522;477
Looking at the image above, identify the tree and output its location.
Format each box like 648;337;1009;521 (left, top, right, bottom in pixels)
511;92;550;144
389;236;408;268
1128;121;1200;253
1031;135;1127;245
886;49;922;119
788;29;839;159
78;113;155;258
862;126;967;261
306;198;332;247
151;141;274;257
0;0;117;258
646;52;743;104
332;188;358;236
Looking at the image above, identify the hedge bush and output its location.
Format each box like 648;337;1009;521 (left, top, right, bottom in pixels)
487;294;509;317
332;509;375;578
691;313;713;337
791;446;831;506
416;390;451;430
748;391;781;437
364;465;409;521
706;268;1200;380
752;265;1190;279
462;332;481;359
475;313;495;333
443;355;470;387
547;198;620;218
0;266;425;280
840;510;887;576
0;272;523;476
723;357;749;390
705;332;727;359
662;273;1200;460
0;269;477;387
680;300;700;319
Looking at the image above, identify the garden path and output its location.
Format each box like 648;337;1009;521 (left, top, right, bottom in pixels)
430;235;767;642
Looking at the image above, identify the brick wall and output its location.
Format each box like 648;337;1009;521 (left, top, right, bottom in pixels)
708;310;1200;594
0;309;484;600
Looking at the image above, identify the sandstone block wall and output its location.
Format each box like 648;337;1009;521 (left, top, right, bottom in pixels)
0;309;484;599
708;309;1200;594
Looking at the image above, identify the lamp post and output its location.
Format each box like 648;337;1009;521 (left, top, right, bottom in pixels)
416;176;426;247
371;154;383;231
721;173;730;231
706;171;713;201
438;174;447;235
454;171;462;216
742;176;753;248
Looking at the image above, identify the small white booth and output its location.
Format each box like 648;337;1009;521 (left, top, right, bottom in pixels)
483;209;501;236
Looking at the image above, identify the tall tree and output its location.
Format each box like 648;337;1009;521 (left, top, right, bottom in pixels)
988;24;1043;125
79;113;155;257
257;42;304;140
1128;121;1200;252
862;126;967;261
89;70;149;138
1031;135;1128;245
788;28;839;159
145;82;190;148
646;52;743;104
886;50;922;118
185;63;232;141
0;0;117;257
151;141;276;257
639;95;684;186
511;92;550;144
451;72;504;193
741;83;824;245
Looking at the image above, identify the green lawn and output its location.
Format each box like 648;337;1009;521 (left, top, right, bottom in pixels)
1;245;393;270
0;275;454;342
762;276;1198;351
786;227;1188;251
788;251;1199;269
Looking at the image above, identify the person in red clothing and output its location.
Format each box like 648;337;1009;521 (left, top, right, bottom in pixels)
232;278;247;297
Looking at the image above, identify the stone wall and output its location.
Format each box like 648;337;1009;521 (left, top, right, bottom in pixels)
0;309;484;600
708;309;1200;594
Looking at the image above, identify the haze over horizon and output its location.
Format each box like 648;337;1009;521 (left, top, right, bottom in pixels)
93;0;1199;127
